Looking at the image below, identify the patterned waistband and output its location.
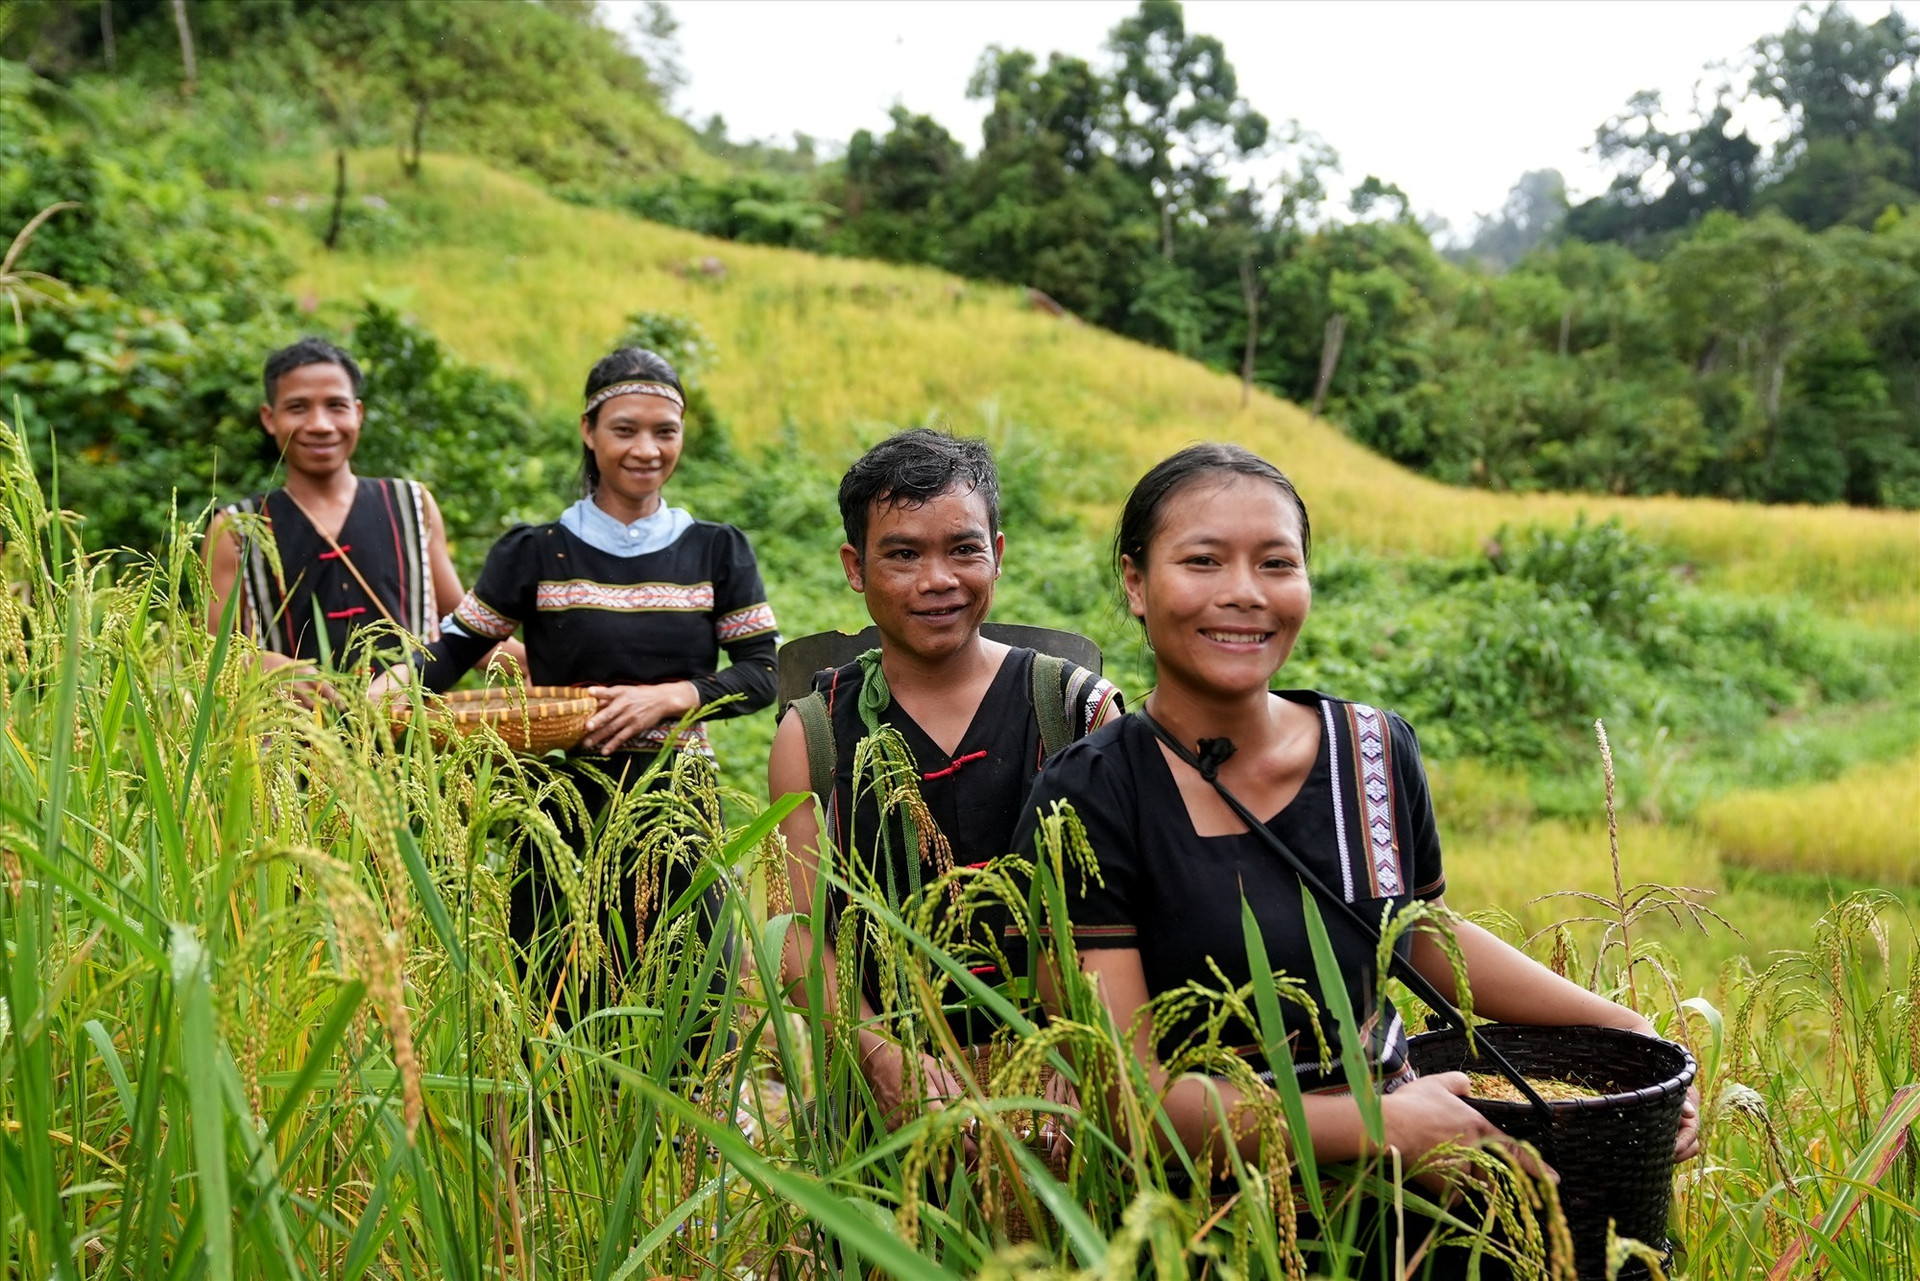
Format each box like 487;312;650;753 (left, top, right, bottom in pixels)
607;721;713;757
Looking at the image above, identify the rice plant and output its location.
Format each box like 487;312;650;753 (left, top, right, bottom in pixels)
2;406;1916;1278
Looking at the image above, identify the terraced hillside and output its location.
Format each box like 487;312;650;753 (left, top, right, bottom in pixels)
268;152;1920;620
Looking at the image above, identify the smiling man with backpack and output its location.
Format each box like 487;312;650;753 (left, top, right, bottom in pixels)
769;428;1120;1125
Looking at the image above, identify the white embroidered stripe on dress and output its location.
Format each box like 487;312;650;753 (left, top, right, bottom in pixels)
406;480;438;640
452;593;517;640
714;602;778;642
535;580;715;612
1321;700;1356;901
1350;704;1403;897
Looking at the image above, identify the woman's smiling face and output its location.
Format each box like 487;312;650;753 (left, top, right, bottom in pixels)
1122;473;1311;700
582;392;683;514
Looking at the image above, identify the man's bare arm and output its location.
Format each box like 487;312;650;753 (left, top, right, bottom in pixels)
203;510;299;672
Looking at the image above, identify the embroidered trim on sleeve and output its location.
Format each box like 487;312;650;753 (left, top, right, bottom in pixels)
715;601;779;643
1082;678;1120;734
452;592;518;641
1023;921;1140;944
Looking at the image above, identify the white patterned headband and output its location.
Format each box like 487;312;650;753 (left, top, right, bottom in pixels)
585;380;685;416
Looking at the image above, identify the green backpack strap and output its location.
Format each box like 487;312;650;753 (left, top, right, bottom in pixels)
791;689;837;810
1031;653;1072;761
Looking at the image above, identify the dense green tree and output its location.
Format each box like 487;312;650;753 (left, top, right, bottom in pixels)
949;47;1152;322
1566;95;1761;245
829;107;963;263
1752;4;1920;228
1105;0;1268;259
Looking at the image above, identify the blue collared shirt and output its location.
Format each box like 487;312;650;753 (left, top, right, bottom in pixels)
558;496;694;558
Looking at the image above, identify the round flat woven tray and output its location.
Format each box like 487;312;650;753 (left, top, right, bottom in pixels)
401;686;596;754
1407;1024;1696;1281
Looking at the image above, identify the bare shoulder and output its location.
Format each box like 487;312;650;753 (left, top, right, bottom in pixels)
768;705;809;790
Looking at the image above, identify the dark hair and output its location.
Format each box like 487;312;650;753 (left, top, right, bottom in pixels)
262;336;363;406
1114;443;1312;581
579;347;685;496
837;428;1000;557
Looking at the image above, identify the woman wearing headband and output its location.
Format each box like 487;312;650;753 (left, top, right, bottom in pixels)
380;347;778;1013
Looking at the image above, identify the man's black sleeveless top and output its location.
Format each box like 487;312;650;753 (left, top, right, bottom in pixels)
813;647;1118;1044
222;477;438;667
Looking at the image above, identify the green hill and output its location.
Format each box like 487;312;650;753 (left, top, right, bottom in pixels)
270;151;1920;621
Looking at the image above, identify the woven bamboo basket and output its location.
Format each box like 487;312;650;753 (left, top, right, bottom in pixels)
964;1046;1070;1245
1406;1024;1696;1281
400;686;596;754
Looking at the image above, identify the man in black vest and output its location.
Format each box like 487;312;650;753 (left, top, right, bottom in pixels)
205;337;519;690
769;428;1119;1125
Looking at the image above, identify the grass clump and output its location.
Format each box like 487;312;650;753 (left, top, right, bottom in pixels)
1697;751;1920;885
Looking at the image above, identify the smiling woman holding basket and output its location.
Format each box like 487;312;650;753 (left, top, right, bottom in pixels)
1015;443;1699;1278
374;347;778;1018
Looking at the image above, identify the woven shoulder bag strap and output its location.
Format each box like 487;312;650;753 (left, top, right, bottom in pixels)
791;689;837;812
1031;653;1071;761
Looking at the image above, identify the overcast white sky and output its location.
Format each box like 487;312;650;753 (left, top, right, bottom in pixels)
606;0;1904;236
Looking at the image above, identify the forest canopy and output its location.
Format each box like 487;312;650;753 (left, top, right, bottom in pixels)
4;0;1920;509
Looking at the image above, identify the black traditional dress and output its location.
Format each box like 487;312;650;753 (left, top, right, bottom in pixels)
1014;691;1444;1089
416;497;779;1006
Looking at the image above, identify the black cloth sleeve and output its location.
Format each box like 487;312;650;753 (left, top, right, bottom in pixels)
691;525;779;719
1012;738;1143;948
1389;711;1446;900
416;526;539;693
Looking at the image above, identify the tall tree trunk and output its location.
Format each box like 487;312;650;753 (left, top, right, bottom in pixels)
1160;198;1174;260
170;0;196;94
100;0;116;71
401;96;428;179
1558;304;1572;358
1311;313;1347;421
1239;256;1260;408
323;149;348;251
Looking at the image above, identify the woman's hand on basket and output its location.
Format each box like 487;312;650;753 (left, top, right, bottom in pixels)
860;1038;968;1129
1383;1072;1556;1188
1673;1084;1702;1163
582;681;699;753
1617;1014;1702;1163
366;665;411;706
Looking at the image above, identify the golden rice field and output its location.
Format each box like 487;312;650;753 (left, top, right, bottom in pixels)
264;151;1920;618
248;149;1920;954
1697;750;1920;887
